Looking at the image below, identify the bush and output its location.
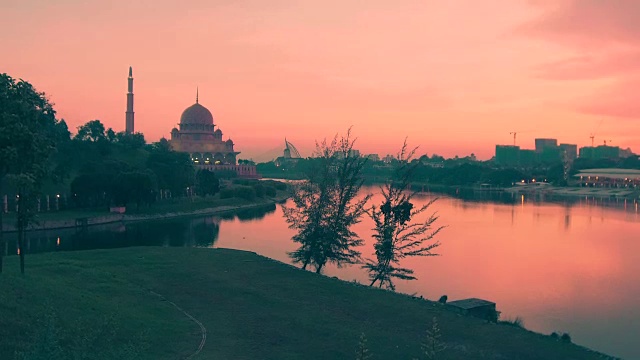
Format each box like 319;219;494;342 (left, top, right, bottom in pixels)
233;185;256;201
254;183;265;198
262;179;287;190
264;186;277;197
500;316;525;328
219;188;235;199
232;179;257;186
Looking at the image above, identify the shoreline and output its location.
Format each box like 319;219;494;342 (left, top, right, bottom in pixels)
504;185;640;199
2;194;289;233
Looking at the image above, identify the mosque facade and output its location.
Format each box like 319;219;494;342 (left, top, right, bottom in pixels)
124;68;258;178
170;91;239;165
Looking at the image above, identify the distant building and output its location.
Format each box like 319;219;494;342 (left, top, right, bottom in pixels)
519;149;536;167
559;143;578;160
495;139;578;167
579;145;620;159
535;138;558;153
366;154;380;161
275;139;302;167
382;154;395;163
169;89;258;178
573;168;640;188
495;145;520;166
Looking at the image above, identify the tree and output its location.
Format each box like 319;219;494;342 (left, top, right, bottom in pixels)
111;171;157;209
282;130;370;273
196;169;220;196
146;140;194;196
417;317;447;360
74;119;106;142
115;131;145;149
364;142;444;290
0;73;64;274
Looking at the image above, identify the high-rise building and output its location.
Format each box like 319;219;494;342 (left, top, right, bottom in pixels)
559;144;577;160
535;138;557;153
579;145;621;159
495;145;520;166
125;66;134;134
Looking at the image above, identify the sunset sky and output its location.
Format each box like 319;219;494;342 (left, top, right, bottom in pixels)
2;0;640;161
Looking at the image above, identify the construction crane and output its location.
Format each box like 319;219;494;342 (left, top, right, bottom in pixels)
509;132;518;146
589;119;603;147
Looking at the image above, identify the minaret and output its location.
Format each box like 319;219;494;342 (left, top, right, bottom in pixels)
125;66;134;134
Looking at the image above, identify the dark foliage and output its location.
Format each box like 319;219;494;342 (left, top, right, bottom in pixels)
282;130;370;273
364;142;444;290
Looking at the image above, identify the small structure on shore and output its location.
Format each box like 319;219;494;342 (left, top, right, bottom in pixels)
446;298;498;322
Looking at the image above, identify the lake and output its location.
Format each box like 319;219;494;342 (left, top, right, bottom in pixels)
3;189;639;359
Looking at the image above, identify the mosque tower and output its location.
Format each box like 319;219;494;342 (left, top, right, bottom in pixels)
125;66;134;133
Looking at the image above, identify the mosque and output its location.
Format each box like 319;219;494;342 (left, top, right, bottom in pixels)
125;67;258;178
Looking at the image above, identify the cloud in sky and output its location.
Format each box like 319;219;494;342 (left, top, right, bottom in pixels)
521;0;640;119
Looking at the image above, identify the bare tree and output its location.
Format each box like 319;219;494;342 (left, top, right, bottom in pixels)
364;141;444;290
283;130;370;273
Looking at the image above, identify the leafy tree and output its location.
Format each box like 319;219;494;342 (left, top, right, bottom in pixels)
364;143;444;290
111;171;157;209
74;119;106;142
147;140;194;196
115;131;145;149
196;169;220;196
0;73;64;274
106;128;117;142
71;172;111;207
283;130;370;273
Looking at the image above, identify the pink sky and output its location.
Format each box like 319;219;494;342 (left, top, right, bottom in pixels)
2;0;640;161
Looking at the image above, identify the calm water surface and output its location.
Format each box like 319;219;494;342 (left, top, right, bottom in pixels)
5;189;639;359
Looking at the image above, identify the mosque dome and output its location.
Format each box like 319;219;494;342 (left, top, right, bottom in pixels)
180;102;213;125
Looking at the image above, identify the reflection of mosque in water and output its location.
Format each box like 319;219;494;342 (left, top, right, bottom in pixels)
2;203;277;256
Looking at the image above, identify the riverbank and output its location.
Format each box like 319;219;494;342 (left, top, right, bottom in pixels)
1;192;289;233
505;184;640;199
0;247;613;360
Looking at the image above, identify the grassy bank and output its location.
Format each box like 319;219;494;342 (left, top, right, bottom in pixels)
0;248;610;360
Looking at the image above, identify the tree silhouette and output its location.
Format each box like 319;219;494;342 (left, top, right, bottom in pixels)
0;73;65;274
364;142;444;290
283;129;370;273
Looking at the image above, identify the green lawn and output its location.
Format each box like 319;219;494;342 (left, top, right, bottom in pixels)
0;248;609;360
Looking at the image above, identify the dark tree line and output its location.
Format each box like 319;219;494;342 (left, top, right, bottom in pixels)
0;73;222;274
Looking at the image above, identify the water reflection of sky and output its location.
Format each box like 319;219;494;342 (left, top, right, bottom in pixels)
4;192;639;358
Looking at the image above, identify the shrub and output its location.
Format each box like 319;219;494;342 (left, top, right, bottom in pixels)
265;186;277;197
219;188;235;199
254;183;265;198
262;179;287;190
561;333;572;343
234;185;256;201
500;316;525;328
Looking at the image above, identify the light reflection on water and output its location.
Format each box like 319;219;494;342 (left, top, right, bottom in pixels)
4;190;639;359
